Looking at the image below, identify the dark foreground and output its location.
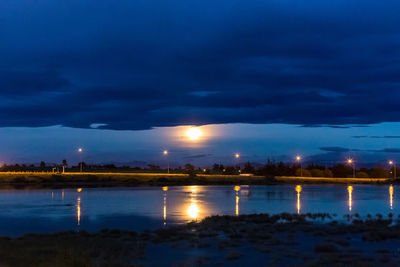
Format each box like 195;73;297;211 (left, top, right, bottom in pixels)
1;214;400;266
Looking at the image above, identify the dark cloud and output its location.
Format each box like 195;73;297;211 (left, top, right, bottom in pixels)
1;0;400;129
320;146;400;154
320;147;352;152
352;136;400;139
183;154;211;159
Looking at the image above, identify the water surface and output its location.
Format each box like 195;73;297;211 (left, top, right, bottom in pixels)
0;185;397;236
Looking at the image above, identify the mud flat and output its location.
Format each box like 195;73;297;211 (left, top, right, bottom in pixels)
1;213;400;266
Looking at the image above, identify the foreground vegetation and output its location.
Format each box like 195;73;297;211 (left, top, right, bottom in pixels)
1;213;400;266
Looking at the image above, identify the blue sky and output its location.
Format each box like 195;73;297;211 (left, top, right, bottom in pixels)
0;123;399;167
0;1;399;166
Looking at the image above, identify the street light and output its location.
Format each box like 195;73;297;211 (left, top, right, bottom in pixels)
389;160;396;179
78;148;83;172
163;150;169;174
296;155;302;177
234;153;240;173
347;158;355;178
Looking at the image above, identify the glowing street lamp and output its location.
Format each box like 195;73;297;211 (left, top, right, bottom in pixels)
389;160;396;179
163;150;169;174
347;158;355;178
234;153;240;173
78;148;83;172
296;155;302;177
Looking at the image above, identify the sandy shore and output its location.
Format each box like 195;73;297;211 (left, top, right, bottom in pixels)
0;213;399;266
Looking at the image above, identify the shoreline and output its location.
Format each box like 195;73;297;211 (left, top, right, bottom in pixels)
1;213;399;266
0;172;395;188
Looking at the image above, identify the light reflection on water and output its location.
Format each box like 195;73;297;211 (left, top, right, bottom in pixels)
348;186;353;212
0;185;397;236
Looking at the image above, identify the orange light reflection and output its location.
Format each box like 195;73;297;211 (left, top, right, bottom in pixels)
295;185;302;214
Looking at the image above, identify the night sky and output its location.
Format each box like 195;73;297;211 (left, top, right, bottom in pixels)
0;0;399;166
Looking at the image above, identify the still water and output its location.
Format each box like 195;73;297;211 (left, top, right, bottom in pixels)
0;185;397;236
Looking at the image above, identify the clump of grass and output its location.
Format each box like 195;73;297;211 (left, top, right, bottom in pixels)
225;250;242;260
314;243;339;253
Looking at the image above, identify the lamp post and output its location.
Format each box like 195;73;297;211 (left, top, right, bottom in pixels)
296;155;302;177
78;148;83;173
347;158;355;178
235;153;240;173
389;160;396;179
163;150;169;174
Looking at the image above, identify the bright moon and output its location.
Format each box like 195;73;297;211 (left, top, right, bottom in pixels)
186;127;202;140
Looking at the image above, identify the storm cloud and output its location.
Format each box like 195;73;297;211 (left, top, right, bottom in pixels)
1;0;400;130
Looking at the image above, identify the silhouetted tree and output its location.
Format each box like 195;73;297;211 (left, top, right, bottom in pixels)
184;164;196;178
296;168;311;177
224;166;236;175
147;164;160;171
370;167;390;178
310;169;324;177
323;169;333;177
331;164;352;178
356;171;369;178
243;162;255;174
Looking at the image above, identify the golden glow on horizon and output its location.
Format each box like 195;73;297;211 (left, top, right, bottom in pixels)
186;127;202;140
296;185;302;214
166;125;221;148
348;186;353;211
390;185;394;210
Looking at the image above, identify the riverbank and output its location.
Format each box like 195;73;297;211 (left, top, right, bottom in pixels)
0;172;395;188
0;172;270;188
276;176;390;183
0;213;399;266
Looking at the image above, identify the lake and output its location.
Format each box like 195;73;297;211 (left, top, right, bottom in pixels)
0;184;396;236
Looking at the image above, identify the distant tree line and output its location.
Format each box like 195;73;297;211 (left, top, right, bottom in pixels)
0;160;397;178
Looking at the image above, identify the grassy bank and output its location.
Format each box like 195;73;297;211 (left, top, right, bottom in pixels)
0;172;270;188
0;213;399;266
0;172;394;188
276;176;390;183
